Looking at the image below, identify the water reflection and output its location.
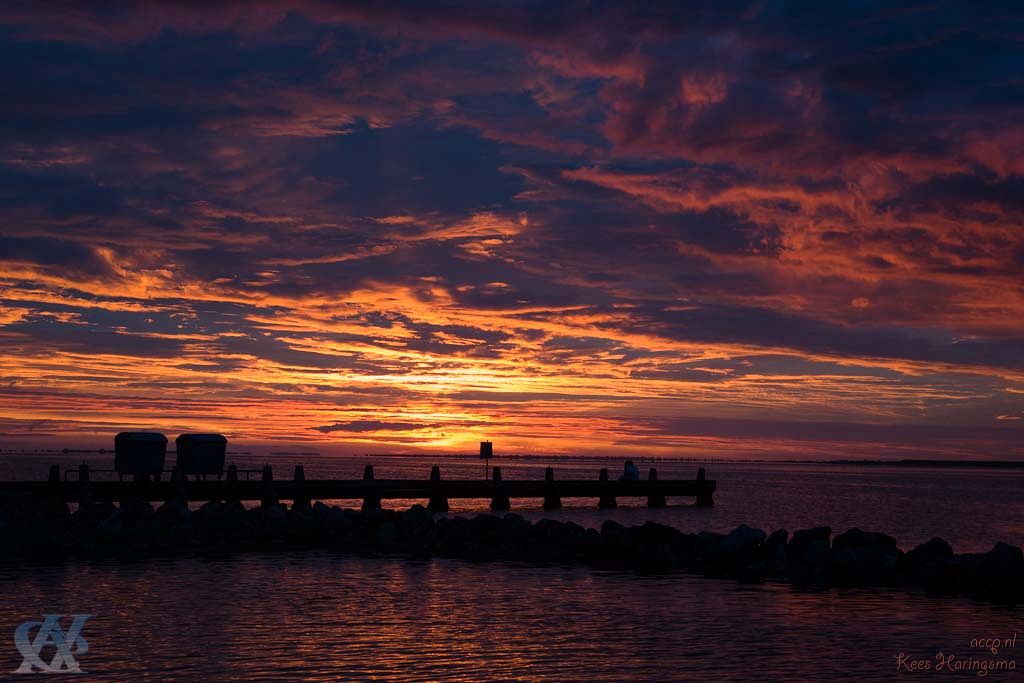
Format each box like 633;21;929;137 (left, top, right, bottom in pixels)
1;554;1018;680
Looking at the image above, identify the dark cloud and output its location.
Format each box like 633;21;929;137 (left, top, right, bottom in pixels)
313;420;437;433
636;415;1024;446
0;236;112;275
616;303;1024;372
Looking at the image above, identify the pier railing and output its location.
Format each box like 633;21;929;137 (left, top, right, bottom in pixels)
1;464;716;511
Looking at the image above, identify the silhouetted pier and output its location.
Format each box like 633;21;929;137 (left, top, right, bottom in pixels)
0;463;716;511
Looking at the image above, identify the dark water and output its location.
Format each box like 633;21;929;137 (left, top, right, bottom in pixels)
0;554;1020;680
1;454;1021;679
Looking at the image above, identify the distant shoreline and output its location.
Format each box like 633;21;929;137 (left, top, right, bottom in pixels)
826;459;1024;469
1;451;1021;469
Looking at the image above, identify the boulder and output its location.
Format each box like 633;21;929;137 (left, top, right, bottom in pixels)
542;522;587;561
905;537;953;573
765;529;788;547
75;501;118;528
468;514;504;542
631;521;685;546
754;529;789;574
600;520;626;538
921;548;1024;602
434;516;472;554
706;525;766;557
830;529;903;581
96;513;124;538
833;528;898;552
249;503;287;538
789;526;830;553
933;553;984;594
155;499;192;522
324;505;352;529
194;500;228;518
119;499;154;528
498;513;532;548
373;522;401;547
634;543;675;573
702;525;766;574
591;520;630;565
693;530;725;554
362;506;388;524
981;542;1024;584
576;527;605;562
500;513;531;533
670;532;696;562
397;504;435;541
788;527;831;567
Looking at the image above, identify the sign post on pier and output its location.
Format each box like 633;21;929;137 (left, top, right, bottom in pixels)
480;441;493;480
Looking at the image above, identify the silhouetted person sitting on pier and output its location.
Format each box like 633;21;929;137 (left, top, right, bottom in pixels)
620;460;640;481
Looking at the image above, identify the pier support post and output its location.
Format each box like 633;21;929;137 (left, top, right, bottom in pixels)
647;468;666;508
77;462;94;508
170;464;188;506
361;465;381;512
48;464;61;503
695;467;714;507
46;464;69;521
225;464;240;505
598;468;617;509
261;464;279;508
490;467;510;512
542;466;562;511
428;465;449;513
292;465;311;511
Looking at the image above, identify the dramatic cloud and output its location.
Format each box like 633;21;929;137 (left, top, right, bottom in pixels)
314;420;444;433
0;1;1021;458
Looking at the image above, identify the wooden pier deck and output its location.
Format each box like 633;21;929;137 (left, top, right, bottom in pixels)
0;464;716;511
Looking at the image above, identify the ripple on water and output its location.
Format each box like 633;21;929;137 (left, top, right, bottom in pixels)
0;553;1019;681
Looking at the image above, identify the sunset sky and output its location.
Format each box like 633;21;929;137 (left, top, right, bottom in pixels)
1;2;1022;459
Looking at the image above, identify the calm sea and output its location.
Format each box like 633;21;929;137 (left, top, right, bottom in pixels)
1;453;1021;679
